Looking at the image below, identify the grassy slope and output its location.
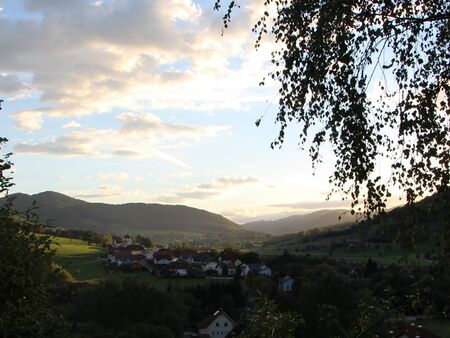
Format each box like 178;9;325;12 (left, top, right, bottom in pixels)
257;226;433;265
51;236;220;290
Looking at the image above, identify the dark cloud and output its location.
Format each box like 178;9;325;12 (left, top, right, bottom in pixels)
0;74;28;94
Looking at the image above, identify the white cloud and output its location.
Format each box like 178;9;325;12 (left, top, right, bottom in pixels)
69;183;124;199
156;175;259;202
117;112;230;139
1;0;270;120
13;110;44;131
96;172;130;180
62;120;82;129
14;112;229;167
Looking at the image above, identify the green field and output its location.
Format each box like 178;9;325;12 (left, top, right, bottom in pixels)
52;237;110;280
258;238;431;266
51;236;223;290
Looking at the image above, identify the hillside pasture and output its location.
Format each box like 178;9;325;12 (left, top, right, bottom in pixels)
258;236;432;265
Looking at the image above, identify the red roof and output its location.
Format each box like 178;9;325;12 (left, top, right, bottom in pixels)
197;310;236;330
124;244;145;251
392;324;439;338
154;250;174;260
112;251;134;258
169;261;189;269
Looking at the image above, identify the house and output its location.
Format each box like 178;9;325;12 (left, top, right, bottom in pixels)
169;261;189;276
121;234;133;247
153;249;174;265
278;276;295;292
246;263;272;276
198;310;236;338
192;252;216;264
140;247;160;261
203;261;219;272
239;264;250;276
109;251;146;266
109;251;135;265
216;262;236;276
123;244;146;254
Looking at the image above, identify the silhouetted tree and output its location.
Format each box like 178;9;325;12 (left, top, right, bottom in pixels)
214;0;449;217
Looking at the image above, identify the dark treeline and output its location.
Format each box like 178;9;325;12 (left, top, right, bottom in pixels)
42;254;450;338
59;279;245;338
265;255;450;337
40;228;153;248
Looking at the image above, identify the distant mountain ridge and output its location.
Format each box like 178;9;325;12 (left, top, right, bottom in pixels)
1;191;245;238
242;209;358;235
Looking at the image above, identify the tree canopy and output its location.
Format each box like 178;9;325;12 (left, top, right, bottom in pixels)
215;0;449;216
0;101;66;337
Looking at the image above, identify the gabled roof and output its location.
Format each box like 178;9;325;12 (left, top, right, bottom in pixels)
247;263;269;272
197;310;236;330
279;275;294;283
124;244;146;251
169;261;189;269
111;251;135;258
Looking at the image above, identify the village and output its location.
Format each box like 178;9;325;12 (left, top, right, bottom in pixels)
100;235;297;338
102;234;277;281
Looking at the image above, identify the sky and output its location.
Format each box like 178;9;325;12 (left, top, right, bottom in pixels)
0;0;397;223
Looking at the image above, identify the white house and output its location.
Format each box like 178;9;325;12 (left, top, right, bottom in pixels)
215;262;236;276
246;263;272;277
153;250;174;265
198;310;236;338
278;276;295;292
121;234;133;247
239;264;250;277
203;261;219;272
169;261;189;276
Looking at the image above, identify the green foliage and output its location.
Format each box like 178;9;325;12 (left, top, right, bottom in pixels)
135;234;152;248
0;104;68;336
116;323;174;338
0;154;63;337
0;198;65;336
215;0;449;216
239;296;303;338
72;279;187;334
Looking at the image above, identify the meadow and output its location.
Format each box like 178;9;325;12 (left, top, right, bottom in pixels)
257;236;432;266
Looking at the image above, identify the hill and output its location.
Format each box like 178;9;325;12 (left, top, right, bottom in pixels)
257;192;449;264
2;191;262;244
242;209;358;235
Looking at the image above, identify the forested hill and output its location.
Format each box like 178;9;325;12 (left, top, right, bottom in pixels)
1;191;246;237
242;209;358;235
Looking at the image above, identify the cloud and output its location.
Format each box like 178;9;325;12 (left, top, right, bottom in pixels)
270;200;350;210
14;131;103;156
157;175;259;202
96;172;130;180
71;183;123;199
13;110;44;131
62;120;82;129
14;112;228;167
176;190;219;200
1;0;270;121
0;74;28;94
117;112;229;139
198;176;258;189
